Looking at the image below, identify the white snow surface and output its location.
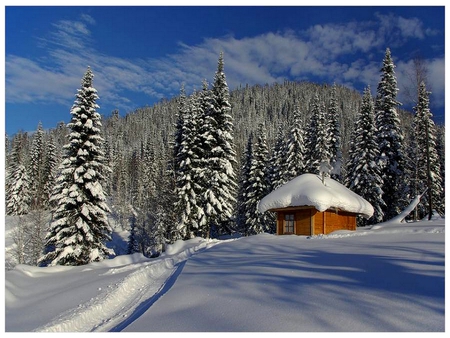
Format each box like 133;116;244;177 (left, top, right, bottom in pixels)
258;173;374;218
4;216;445;332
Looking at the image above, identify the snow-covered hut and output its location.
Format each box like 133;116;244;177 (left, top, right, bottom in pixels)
258;174;374;236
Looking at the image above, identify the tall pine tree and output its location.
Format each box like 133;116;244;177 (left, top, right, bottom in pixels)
174;90;205;239
39;67;114;266
412;81;444;218
375;48;407;220
305;94;330;174
201;53;238;237
327;84;343;181
269;125;288;190
6;132;31;216
284;106;306;182
42;134;58;209
244;124;274;235
236;133;254;234
346;86;385;225
29;122;46;209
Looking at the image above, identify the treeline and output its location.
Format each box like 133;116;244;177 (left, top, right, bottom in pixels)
5;49;445;266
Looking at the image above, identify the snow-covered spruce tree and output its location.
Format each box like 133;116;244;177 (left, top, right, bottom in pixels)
42;135;58;209
146;204;167;257
201;53;238;237
305;94;330;174
29;122;46;209
39;67;114;266
128;148;142;209
244;123;275;235
327;84;343;182
195;81;216;237
412;81;444;218
174;90;205;239
375;48;407;220
172;85;188;180
154;149;177;248
127;212;141;255
269;125;288;190
6;132;31;216
284;106;306;182
346;86;385;225
304;95;320;173
236;133;254;234
435;125;445;215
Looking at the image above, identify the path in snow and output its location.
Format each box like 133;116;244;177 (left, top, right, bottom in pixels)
33;239;223;332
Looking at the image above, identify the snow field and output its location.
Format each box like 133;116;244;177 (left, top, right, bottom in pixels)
5;238;224;332
5;218;445;332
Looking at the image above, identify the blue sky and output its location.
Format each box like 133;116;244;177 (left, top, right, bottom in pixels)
4;5;445;135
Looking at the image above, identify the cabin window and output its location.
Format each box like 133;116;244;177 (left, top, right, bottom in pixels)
284;214;295;234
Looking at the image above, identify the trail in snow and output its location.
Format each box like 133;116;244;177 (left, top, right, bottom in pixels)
33;239;223;332
109;260;187;332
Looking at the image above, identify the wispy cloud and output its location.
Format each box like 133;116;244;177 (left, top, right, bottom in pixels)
5;11;444;115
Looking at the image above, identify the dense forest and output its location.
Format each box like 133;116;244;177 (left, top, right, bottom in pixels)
5;49;445;267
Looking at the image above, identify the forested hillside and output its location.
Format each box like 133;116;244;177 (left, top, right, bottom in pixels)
5;50;445;266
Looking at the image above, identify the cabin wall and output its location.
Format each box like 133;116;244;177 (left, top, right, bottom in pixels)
323;210;356;234
275;208;357;236
313;210;323;235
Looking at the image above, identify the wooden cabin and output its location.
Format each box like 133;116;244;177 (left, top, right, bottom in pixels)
258;174;373;236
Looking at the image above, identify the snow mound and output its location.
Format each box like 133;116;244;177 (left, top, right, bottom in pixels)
258;173;374;218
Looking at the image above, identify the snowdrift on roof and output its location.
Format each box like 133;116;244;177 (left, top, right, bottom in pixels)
258;173;374;218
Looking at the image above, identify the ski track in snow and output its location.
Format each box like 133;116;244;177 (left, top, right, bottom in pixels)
33;240;223;332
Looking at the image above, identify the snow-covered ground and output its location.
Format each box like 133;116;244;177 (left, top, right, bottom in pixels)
4;216;445;332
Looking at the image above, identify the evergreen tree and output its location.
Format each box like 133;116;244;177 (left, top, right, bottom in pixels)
196;80;217;237
172;84;188;179
412;81;444;218
375;48;407;220
236;133;254;234
202;53;238;237
305;94;330;174
127;212;141;255
39;67;114;266
244;124;275;235
435;125;445;215
29;122;46;209
346;86;385;225
327;84;343;181
42;135;58;209
269;125;288;190
159;148;178;245
284;106;306;182
147;204;167;257
6;132;31;216
174;91;205;239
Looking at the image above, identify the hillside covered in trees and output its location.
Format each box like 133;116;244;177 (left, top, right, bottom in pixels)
5;49;445;267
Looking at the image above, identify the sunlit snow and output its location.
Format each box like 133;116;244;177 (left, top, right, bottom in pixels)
4;214;444;332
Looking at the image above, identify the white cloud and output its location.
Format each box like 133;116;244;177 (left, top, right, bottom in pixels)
80;14;96;25
5;55;78;105
397;16;425;39
5;11;444;117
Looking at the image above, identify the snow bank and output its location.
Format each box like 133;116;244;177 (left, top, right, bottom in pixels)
5;237;224;332
258;173;374;218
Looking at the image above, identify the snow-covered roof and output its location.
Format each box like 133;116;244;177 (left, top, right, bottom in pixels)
258;173;374;218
